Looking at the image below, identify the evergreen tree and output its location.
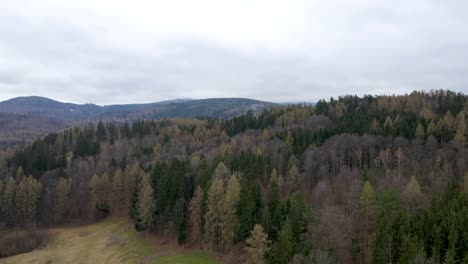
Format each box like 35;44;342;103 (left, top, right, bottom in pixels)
14;176;27;222
285;131;294;152
426;120;436;136
204;178;224;251
270;169;284;190
443;111;455;130
373;192;406;264
402;176;424;214
213;162;230;182
398;234;426;264
2;177;16;223
89;173;111;220
55;177;72;223
137;173;155;230
455;111;465;133
383;116;393;134
15;176;42;224
124;161;140;215
287;165;300;191
188;186;204;246
358;181;376;264
415;123;425;140
268;218;295;264
96;121;107;141
15;166;25;183
237;181;262;242
25;176;42;223
112;168;126;215
360;181;375;215
221;174;241;251
263;179;282;241
242;224;270;264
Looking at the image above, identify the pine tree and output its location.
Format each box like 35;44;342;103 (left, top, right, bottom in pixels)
359;180;376;264
25;176;42;223
242;224;270;264
188;186;204;246
287;165;300;191
237;181;262;242
360;181;375;215
373;192;406;264
213;162;230;182
137;173;155;230
285;130;294;152
204;178;224;251
415;123;425;140
89;174;100;215
15;176;42;224
268;218;295;264
398;234;426;264
384;116;393;132
89;173;111;220
443;111;455;131
263;179;282;241
55;177;72;223
221;174;241;251
15;176;27;223
15;166;25;183
402;176;424;214
426;120;436;136
124;161;140;215
455;111;465;132
2;177;16;223
270;169;284;190
96;120;107;141
112;168;126;215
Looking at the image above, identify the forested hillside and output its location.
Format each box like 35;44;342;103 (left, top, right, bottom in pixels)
0;112;65;148
0;90;467;263
0;97;275;147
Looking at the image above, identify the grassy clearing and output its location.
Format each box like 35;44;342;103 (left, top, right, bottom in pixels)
152;252;219;264
0;219;218;264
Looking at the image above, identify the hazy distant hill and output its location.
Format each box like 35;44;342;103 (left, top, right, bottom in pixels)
0;96;102;120
0;96;276;146
0;112;65;148
0;96;275;120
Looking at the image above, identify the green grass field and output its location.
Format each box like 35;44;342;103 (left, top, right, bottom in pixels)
0;219;219;264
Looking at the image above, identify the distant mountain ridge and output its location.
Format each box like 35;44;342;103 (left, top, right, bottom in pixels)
0;96;275;120
0;96;276;147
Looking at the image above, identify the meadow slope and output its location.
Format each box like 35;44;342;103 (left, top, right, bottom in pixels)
0;219;219;264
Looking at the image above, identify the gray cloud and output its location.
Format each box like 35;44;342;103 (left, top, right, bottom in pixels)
0;0;467;105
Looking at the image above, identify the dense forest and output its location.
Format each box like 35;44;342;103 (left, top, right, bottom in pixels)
0;90;467;263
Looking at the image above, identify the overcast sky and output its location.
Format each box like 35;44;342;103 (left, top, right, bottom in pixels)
0;0;467;105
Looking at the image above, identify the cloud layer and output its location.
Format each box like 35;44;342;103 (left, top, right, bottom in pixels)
0;0;467;104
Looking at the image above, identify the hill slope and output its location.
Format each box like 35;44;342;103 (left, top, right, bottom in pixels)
1;219;219;264
0;96;101;120
0;96;276;146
